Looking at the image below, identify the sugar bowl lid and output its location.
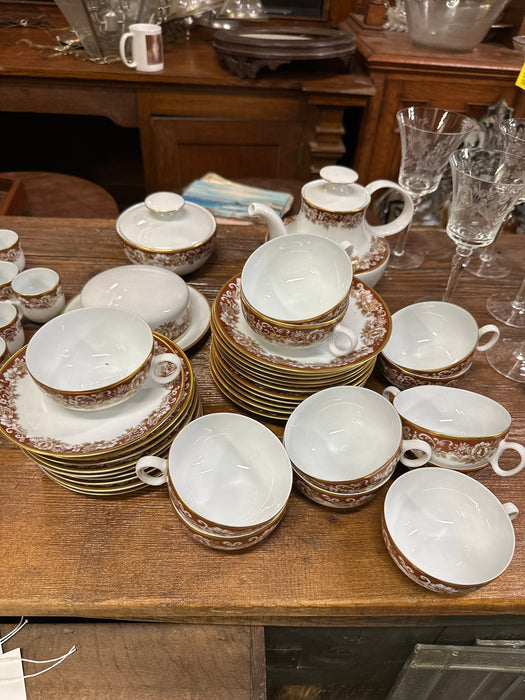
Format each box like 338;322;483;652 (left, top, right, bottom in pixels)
117;191;216;250
302;165;369;212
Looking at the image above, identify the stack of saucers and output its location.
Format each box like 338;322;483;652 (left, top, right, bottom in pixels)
209;274;391;420
0;325;201;497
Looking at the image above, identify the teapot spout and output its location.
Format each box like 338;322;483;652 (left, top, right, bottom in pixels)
248;202;287;239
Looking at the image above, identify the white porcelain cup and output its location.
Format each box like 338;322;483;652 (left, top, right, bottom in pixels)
383;385;525;477
0;229;25;272
119;23;164;73
381;301;500;379
0;261;19;301
0;301;25;355
136;413;293;536
11;267;66;323
284;386;432;495
383;467;518;593
26;307;183;411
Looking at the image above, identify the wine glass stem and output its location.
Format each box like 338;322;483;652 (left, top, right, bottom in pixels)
442;244;472;302
392;194;422;258
511;275;525;314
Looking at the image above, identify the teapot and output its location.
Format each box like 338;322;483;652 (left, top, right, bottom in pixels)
248;165;414;287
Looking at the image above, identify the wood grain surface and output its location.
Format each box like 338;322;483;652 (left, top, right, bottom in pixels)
0;215;523;626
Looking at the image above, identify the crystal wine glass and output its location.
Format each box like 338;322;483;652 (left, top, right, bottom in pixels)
484;118;525;325
467;117;525;280
390;106;476;270
442;148;525;303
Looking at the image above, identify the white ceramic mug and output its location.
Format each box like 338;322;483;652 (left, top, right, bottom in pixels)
119;23;164;73
11;267;65;323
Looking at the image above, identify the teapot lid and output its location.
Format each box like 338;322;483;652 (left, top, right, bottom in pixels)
117;191;216;249
302;165;369;212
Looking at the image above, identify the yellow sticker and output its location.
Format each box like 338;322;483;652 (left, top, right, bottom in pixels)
517;62;525;90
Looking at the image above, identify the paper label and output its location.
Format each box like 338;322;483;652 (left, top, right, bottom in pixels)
0;649;27;700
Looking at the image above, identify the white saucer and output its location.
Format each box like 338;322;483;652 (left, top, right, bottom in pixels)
63;286;210;352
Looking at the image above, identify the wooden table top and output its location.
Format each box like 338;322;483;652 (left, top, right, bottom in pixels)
0;215;524;626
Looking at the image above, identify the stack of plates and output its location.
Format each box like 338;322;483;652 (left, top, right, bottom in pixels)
210;275;392;420
0;333;201;496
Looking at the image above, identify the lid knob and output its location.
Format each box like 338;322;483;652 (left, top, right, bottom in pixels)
145;192;185;215
320;166;359;186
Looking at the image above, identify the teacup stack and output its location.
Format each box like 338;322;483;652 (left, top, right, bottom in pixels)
284;386;431;509
210;234;392;420
135;413;293;550
0;307;201;496
378;301;499;390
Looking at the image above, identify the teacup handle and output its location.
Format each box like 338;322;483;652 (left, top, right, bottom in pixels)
150;353;182;385
136;455;168;486
382;385;401;402
364;180;414;237
328;324;358;357
503;502;519;521
399;439;432;468
490;441;525;477
338;239;354;258
476;324;500;352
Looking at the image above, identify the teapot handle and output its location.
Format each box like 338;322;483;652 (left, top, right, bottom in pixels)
364;179;414;238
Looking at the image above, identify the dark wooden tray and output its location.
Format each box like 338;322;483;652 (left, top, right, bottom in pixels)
212;25;356;78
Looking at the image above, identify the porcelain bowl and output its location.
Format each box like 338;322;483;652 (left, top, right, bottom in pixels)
81;265;191;341
25;306;181;411
116;192;216;276
382;467;518;593
163;412;293;535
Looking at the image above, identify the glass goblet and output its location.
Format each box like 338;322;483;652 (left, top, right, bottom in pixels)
390;106;476;270
486;334;525;384
442;148;525;303
468;117;525;280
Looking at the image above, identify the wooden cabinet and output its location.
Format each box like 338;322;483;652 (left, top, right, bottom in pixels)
138;87;308;192
343;17;525;185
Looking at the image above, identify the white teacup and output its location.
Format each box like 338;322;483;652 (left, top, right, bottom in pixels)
0;261;19;301
384;385;525;477
241;233;354;326
26;307;182;411
80;265;191;342
136;412;293;537
383;467;518;593
11;267;65;323
284;386;432;495
0;301;25;356
0;229;25;272
380;301;500;384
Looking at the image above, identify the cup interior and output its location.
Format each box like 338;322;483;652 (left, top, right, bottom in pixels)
384;467;515;586
12;267;59;296
241;233;352;323
383;301;478;371
0;229;19;249
0;301;18;326
393;385;511;438
284;386;401;482
0;261;19;284
26;307;153;392
167;413;292;528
